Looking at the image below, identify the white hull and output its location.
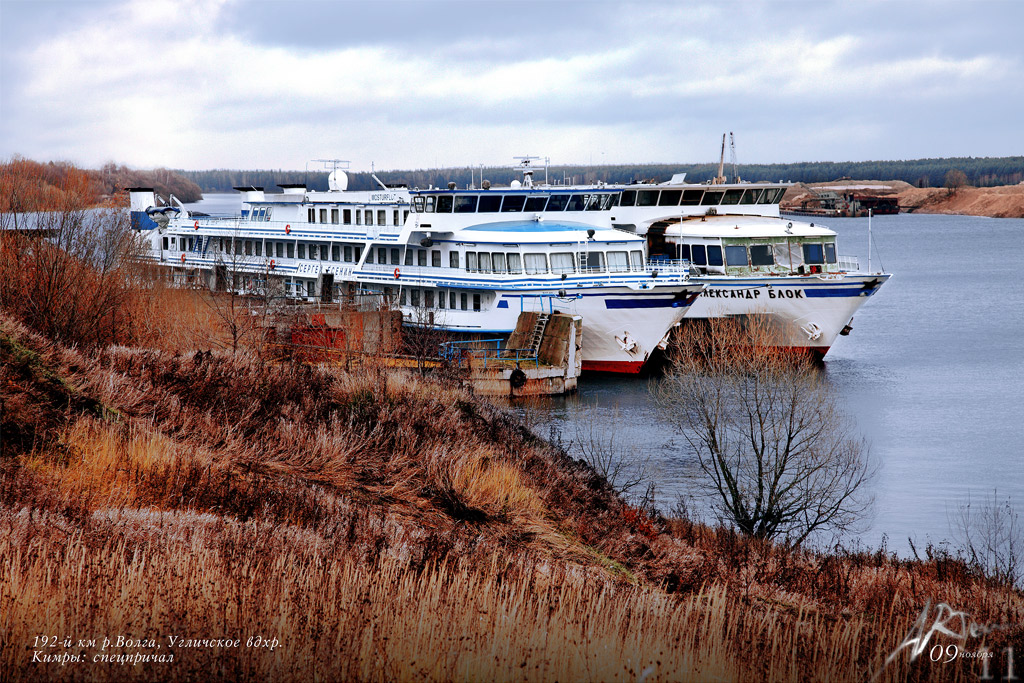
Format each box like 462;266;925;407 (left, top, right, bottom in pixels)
690;273;889;352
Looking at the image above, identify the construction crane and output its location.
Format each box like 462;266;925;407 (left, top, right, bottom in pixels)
729;132;740;183
713;133;727;184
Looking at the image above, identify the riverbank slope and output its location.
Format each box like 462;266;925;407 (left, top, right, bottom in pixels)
782;180;1024;218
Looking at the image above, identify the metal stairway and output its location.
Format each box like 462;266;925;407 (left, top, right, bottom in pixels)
526;313;550;356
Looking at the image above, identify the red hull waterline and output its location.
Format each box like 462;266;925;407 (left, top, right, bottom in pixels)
581;359;647;374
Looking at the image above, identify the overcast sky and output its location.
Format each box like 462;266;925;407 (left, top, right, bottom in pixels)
1;0;1022;172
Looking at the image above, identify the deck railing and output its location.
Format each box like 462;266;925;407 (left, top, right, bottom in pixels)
438;339;539;369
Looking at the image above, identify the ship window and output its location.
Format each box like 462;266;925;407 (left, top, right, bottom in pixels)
265;208;272;221
803;242;825;265
762;188;785;204
583;251;605;271
405;250;414;266
461;293;468;310
436;196;453;213
235;240;243;256
308;208;315;223
391;248;400;265
366;248;375;264
418;250;427;267
681;190;703;206
365;210;373;226
355;211;362;225
507;253;522;273
344;245;352;262
454;195;477;213
438;289;445;309
332;244;340;261
244;240;252;256
691;244;707;266
473;294;481;311
162;237;168;250
319;209;327;223
501;195;526;212
287;243;295;258
676;243;691;261
630;250;644;270
403;210;409;223
739;189;760;205
550;252;575;274
400;288;407;306
659;190;682;206
376;247;386;264
825;242;837;263
451;292;458;309
546;194;569;211
170;236;176;249
450;251;460;269
637;190;659;207
607;251;628;272
478;195;501;212
424;196;435;213
320;244;328;261
331;208;339;223
491;252;506;273
377;210;386;225
413;196;425;212
701;191;724;206
354;246;362;261
344;209;351;224
725;245;749;266
586;194;603;211
707;245;723;267
721;189;743;205
307;281;314;298
565;194;586;211
478;253;492;272
524;196;548;212
393;210;399;225
601;194;616;209
255;241;262;257
750;244;774;266
411;289;420;307
432;250;441;267
467;252;478;271
425;290;434;308
620;190;637;207
524;253;548;274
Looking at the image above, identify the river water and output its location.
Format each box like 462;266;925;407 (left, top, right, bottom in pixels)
189;195;1023;552
521;213;1024;553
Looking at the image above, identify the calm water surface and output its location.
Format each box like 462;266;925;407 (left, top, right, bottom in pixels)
522;213;1024;552
190;196;1023;551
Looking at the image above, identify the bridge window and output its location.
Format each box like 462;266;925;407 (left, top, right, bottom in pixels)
701;191;724;206
707;245;723;267
740;189;760;205
565;195;586;211
436;196;454;213
803;243;825;265
725;245;749;266
749;244;774;266
413;196;425;212
659;190;682;206
478;194;501;212
546;194;569;211
681;190;703;205
637;190;659;207
524;253;548;274
676;243;691;261
308;208;315;223
524;196;548;212
454;195;477;213
825;242;836;263
608;251;628;272
501;195;526;212
691;244;707;266
620;190;636;207
586;194;603;211
722;189;743;205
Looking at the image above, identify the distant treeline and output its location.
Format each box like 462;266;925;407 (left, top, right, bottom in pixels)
179;156;1024;194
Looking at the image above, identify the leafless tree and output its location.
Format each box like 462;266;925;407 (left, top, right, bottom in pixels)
950;490;1022;588
572;406;654;506
653;317;875;545
944;169;968;196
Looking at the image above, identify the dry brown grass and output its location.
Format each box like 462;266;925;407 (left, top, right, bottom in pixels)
1;312;1022;682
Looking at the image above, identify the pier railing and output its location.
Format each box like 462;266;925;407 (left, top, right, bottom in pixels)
438;339;539;369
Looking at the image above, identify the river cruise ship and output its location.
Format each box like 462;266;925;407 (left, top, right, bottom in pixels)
606;175;890;355
130;169;703;373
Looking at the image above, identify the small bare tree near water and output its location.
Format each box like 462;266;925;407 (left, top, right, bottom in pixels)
951;489;1022;588
653;317;875;545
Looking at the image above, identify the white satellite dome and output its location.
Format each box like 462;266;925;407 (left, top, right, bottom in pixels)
328;170;349;191
510;179;522;189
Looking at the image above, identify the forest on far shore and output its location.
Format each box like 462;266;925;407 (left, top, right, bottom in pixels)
178;155;1024;194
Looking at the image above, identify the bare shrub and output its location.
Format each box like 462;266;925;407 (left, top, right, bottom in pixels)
654;317;875;545
951;489;1022;588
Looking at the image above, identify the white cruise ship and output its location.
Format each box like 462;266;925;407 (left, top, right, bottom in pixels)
607;174;891;355
130;168;703;373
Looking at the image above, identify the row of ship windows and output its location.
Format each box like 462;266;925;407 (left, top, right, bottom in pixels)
413;193;615;214
378;287;484;311
240;207;411;226
620;187;787;208
664;242;837;267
